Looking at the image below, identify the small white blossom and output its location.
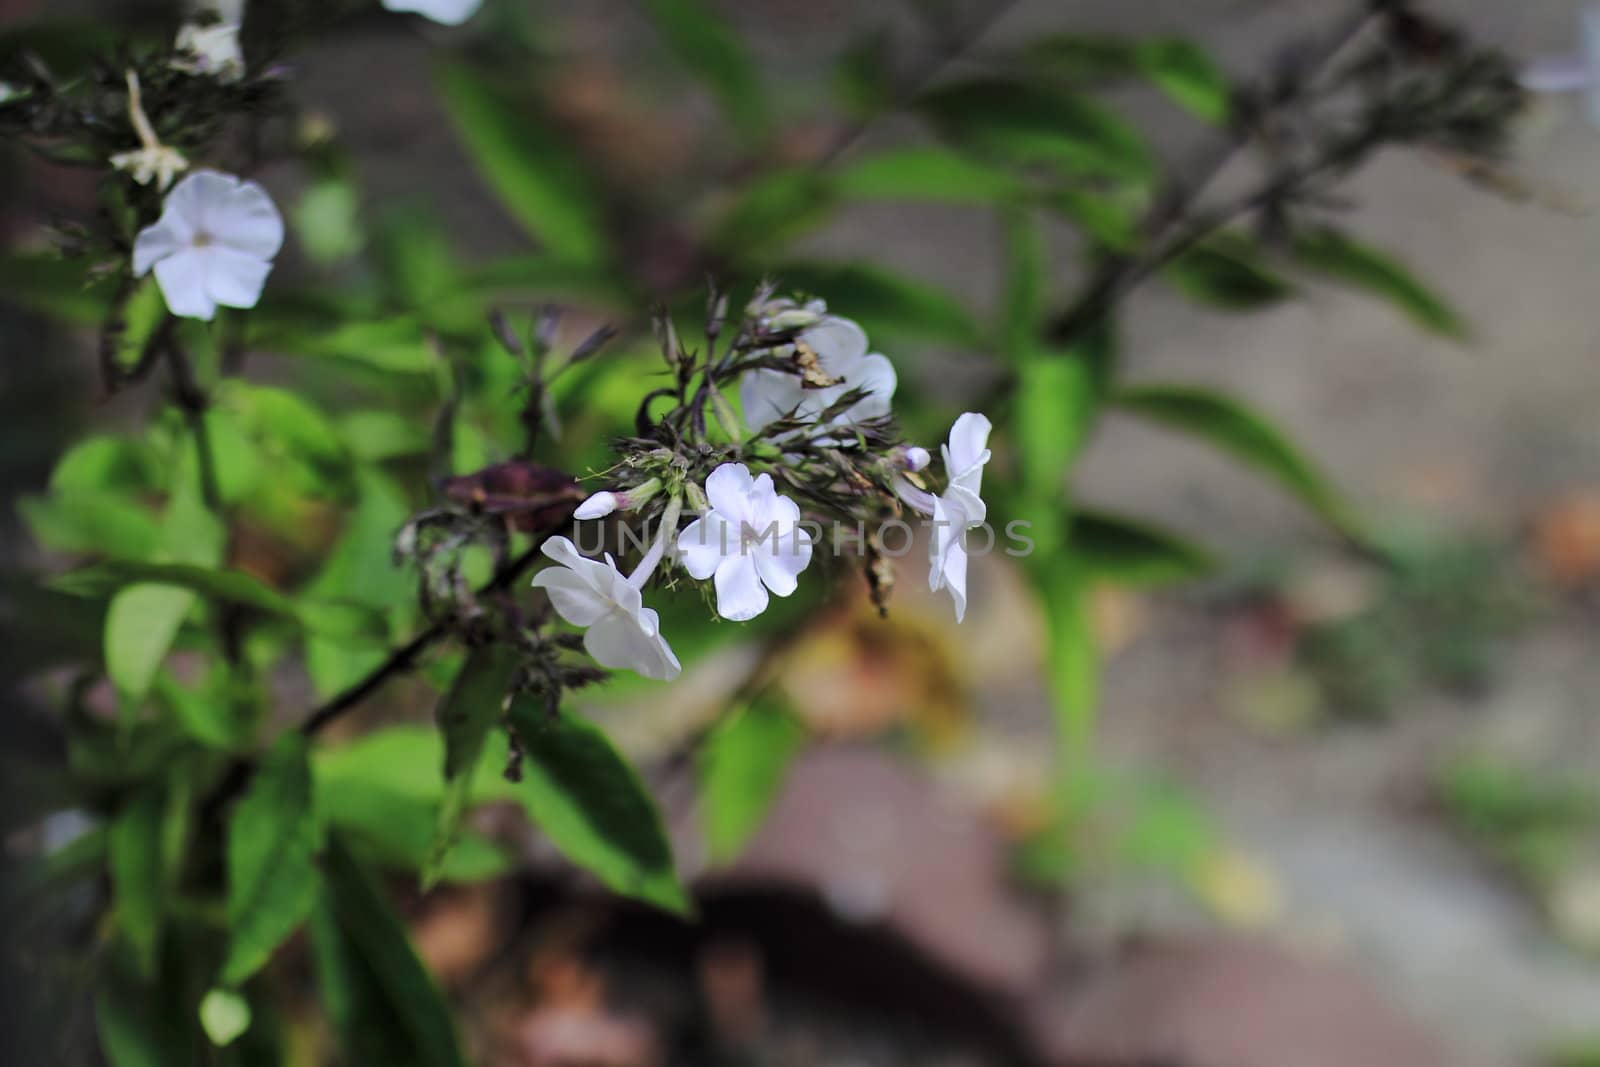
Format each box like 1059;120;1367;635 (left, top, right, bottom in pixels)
531;536;681;681
382;0;484;25
1520;7;1600;128
739;314;896;436
899;413;991;623
133;170;284;321
109;71;188;191
173;19;245;82
677;463;814;621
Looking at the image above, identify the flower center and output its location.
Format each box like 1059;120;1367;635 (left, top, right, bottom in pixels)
739;520;768;550
192;230;214;248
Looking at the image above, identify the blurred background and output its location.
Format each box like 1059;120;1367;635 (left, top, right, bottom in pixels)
3;1;1599;1066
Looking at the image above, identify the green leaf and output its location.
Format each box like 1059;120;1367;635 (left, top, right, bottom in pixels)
293;179;364;265
1113;383;1368;541
1000;205;1048;362
107;278;167;375
313;725;515;884
1134;38;1231;125
95;938;196;1067
1164;234;1294;308
698;699;805;861
20;491;163;560
714;168;836;257
1290;227;1466;338
917;78;1151;180
642;0;769;143
774;261;981;346
426;646;516;888
1023;34;1140;82
49;435;162;494
506;696;688;913
220;734;319;987
199;989;252;1048
435;63;608;265
106;584;194;712
108;787;166;977
1071;510;1216;587
1046;187;1142;251
311;836;466;1067
0;252;117;322
834;147;1021;203
58;561;299;618
833;31;894;118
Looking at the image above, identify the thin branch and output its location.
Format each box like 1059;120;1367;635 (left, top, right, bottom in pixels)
1043;1;1383;347
159;318;223;514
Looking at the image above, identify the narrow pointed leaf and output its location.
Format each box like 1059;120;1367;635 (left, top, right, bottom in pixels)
506;696;688;913
1164;234;1294;308
311;836;465;1067
1135;38;1232;124
1071;510;1217;586
1113;384;1368;542
698;699;805;861
435;63;608;265
1290;227;1466;338
642;0;769;143
220;735;319;986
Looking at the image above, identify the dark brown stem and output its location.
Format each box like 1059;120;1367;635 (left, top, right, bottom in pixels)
1043;1;1382;348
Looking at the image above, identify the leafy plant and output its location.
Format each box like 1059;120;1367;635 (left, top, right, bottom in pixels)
0;0;1533;1061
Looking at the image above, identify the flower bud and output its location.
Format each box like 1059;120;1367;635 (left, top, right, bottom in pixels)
767;308;823;331
901;446;931;472
574;491;619;520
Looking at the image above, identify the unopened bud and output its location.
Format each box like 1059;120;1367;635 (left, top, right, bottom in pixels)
902;446;931;472
709;388;744;442
574;491;618;520
768;308;822;331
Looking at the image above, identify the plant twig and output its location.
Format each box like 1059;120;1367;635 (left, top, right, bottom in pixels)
1043;1;1383;348
159;317;223;515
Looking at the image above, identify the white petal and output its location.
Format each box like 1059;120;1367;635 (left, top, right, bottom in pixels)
1520;55;1590;92
943;542;970;622
753;523;812;597
633;607;682;679
209;178;284;260
203;246;273;310
704;463;755;523
676;513;732;579
584;611;677;678
714;556;769;621
740;368;802;432
945;482;987;527
840;352;897;422
153;250;217;320
946;412;993;475
541;536;615;596
131;216;190;276
531;568;611;627
382;0;483;24
894;475;937;517
165;170;239;233
802;316;868;377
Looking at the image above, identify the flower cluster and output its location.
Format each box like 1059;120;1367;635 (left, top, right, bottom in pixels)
527;292;994;680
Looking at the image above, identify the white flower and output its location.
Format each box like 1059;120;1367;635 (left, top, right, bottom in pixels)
898;413;991;623
174;19;245;82
109;70;188;191
133;170;284;321
677;463;814;621
382;0;484;25
739;315;896;436
1520;7;1600;128
531;536;681;681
